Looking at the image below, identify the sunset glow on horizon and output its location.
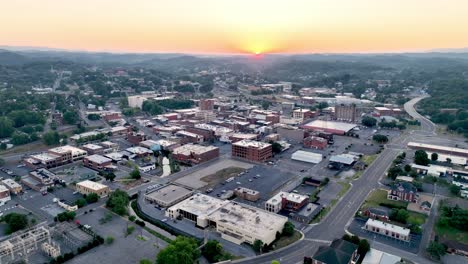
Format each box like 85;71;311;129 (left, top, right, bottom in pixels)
1;0;468;54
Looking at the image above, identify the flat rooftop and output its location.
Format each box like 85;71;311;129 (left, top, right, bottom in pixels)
76;180;108;191
232;140;271;149
172;144;218;156
85;154;112;164
303;120;357;132
168;193;228;218
31;153;60;162
82;143;103;150
231;133;258;139
145;184;193;205
209;201;288;239
267;191;309;204
408;142;468;155
291;150;323;164
49;145;87;155
366;218;410;236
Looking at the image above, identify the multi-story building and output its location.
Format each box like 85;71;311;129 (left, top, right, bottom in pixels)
265;191;309;213
0;185;11;206
48;145;88;162
166;194;288;246
231;140;272;162
364;218;410;242
335;104;358;123
175;130;204;144
234;187;260;202
127;131;147;145
275;125;305;143
75;180;110;197
172;144;219;165
199;99;215;111
293;109;316;120
81;143;104;155
303;136;328;150
83;154;113;171
363;207;390;222
229;133;259;143
1;179;22;194
387;182;418;203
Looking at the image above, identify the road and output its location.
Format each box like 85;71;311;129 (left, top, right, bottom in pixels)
234;96;438;264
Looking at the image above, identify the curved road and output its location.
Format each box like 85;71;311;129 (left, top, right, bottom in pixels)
234;96;436;264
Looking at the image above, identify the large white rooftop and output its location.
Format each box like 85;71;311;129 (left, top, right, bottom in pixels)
31;153;60;162
172;144;218;156
366;218;410;236
49;145;87;156
267;191;309;205
408;142;468;156
76;180;108;191
168;193;228;218
232;140;271;149
303;120;357;132
291;150;323;164
85;154;112;164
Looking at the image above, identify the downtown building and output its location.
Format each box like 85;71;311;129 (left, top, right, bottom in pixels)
231;140;272;162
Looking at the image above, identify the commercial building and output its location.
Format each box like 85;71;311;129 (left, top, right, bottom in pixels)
81;143;104;155
49;145;88;162
229;133;259;143
144;184;193;208
126;146;153;157
388;182;418;203
140;139;179;151
127;132;147;145
291;151;323;164
276;125;305;143
361;248;401;264
407;142;468;158
172;144;219;165
175;130;204;144
363;207;390;222
302;120;357;135
166;194;288;245
303;136;328;150
310;239;359;264
75;180;110;197
234;187;260;202
83;154;113;171
26;153;61;169
199;99;215;111
265;191;309;213
335;104;358;123
364;218;410;242
0;185;11;206
1;179;22;194
128;95;148;109
292;109;316;120
231;140;272;162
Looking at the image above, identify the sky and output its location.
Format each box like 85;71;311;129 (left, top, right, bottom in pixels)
1;0;468;54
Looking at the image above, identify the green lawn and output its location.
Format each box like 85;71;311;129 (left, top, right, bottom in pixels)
271;230;302;250
407;212;427;225
361;155;378;166
435;225;468;244
361;189;408;210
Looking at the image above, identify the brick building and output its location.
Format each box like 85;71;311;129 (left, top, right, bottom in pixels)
234;187;260;202
303;136;328;150
172;144;219;165
388;182;418;203
231;140;272;162
83;154;113;171
199;99;215;111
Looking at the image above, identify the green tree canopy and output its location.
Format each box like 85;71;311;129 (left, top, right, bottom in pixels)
2;213;28;234
414;150;430;166
362;116;377;127
156;236;200;264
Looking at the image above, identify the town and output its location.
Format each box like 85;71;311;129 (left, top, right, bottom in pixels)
0;51;467;264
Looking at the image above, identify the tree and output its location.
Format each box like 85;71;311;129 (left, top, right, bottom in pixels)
156;236;200;264
104;172;116;182
431;152;439;162
449;184;461;196
202;240;223;263
261;101;271;110
282;221;295;236
75;198;87;208
446;158;452;164
414;150;430;166
55;211;76;222
390;209;409;224
2;213;28;234
140;259;153;264
253;239;264;253
362;116;377;127
130;168;141;180
404;164;412;172
357;239;370;258
85;193;99;203
426;241;446;260
106;189;129;216
0;143;7;150
271;142;283;154
350;235;360;245
43;131;61;145
0;117;14;138
106;236;115;245
372;134;388;143
63;110;79;125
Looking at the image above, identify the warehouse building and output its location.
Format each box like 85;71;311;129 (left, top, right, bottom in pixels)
302;120;357;135
166;193;288;245
144;184;193;208
407;142;468;158
291;151;323;164
76;180;110;197
364;218;410;242
172;144;219;165
231;140;272;162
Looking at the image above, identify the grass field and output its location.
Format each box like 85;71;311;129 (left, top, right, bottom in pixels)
361;155;378;166
271;230;302;249
435;224;468;244
361;189;408;210
407;212;427;225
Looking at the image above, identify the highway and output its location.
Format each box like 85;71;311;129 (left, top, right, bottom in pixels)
234;97;437;264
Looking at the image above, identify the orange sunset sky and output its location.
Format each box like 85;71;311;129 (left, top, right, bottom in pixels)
1;0;468;54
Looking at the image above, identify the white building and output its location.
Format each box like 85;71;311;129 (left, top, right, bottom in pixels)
265;191;309;213
166;193;288;245
0;185;11;206
291;151;323;164
128;95;148;109
364;218;410;242
48;145;88;161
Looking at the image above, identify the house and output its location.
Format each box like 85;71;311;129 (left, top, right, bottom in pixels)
387;182;418;203
309;239;359;264
363;207;390;222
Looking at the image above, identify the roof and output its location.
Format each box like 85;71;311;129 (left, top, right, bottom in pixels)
31;153;60;162
396;176;414;183
365;218;410;236
76;180;108;191
145;184;192;205
408;142;468;156
82;143;103;150
391;182;417;194
330;154;356;165
234;187;259;195
367;207;390;216
232;140;271;149
49;145;87;156
266;191;309;205
230;133;258;140
313;240;356;264
172;144;218;156
2;179;21;188
291;150;323;164
362;248;401;264
85;154;112;164
168;193;228;218
303;120;357;133
330;239;358;256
